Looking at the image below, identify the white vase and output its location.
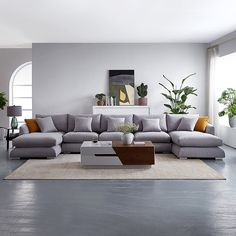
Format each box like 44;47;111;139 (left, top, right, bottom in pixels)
122;133;134;145
229;116;236;128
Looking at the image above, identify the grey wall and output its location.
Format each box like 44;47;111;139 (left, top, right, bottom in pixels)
0;49;32;127
210;30;236;56
33;43;207;115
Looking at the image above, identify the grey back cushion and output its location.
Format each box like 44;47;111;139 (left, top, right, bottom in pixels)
107;117;125;132
36;117;58;133
166;114;199;132
101;115;133;132
68;114;101;133
133;114;167;132
74;117;92;132
177;117;198;131
36;114;68;132
142;118;161;132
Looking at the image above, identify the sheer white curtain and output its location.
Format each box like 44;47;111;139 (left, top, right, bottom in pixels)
207;46;220;133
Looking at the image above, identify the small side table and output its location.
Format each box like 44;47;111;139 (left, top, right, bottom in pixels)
0;127;19;150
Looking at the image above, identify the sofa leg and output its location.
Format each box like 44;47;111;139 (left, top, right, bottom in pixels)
179;157;188;160
215;157;222;160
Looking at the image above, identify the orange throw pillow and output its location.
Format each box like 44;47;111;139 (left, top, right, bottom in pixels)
25;119;41;133
194;116;209;132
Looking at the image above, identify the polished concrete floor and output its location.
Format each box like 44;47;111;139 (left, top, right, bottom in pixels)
0;142;236;236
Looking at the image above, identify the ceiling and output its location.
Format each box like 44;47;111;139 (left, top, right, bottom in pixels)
0;0;236;48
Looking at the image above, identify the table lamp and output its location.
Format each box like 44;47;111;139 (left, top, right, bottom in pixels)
7;105;22;133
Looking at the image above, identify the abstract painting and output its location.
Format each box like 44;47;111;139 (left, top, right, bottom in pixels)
109;70;135;106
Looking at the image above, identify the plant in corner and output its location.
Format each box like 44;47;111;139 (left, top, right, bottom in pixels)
218;88;236;128
117;123;138;145
95;93;106;106
0;92;8;110
159;73;197;114
137;83;148;106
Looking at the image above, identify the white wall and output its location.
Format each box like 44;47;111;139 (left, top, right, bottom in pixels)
33;43;207;115
0;49;32;127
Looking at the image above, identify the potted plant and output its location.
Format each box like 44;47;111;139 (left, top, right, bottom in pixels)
218;88;236;127
95;93;105;106
117;123;138;145
159;73;197;114
137;83;148;106
0;92;8;110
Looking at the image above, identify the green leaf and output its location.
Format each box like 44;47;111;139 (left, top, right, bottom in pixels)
181;94;187;102
180;73;196;88
159;83;171;94
164;104;172;109
163;75;174;88
161;93;173;101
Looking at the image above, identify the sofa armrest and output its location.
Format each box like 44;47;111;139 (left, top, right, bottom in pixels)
205;124;215;135
19;124;29;135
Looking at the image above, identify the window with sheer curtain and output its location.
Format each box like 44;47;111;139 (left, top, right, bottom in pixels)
216;52;236;126
9;62;32;127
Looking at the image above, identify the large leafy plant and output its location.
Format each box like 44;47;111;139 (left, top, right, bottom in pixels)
159;73;197;114
0;92;8;110
218;88;236;118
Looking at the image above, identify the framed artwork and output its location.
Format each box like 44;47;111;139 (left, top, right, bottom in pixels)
109;70;135;106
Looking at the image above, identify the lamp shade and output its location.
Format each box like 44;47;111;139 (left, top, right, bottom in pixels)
7;105;22;117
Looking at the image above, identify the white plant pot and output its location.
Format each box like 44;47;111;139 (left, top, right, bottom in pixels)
122;133;134;145
229;116;236;128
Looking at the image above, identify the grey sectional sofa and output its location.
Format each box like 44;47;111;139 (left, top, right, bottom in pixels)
10;113;225;159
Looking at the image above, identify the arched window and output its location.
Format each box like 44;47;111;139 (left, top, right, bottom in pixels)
9;62;32;127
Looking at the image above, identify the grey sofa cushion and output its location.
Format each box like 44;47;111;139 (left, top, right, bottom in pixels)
19;124;29;135
68;114;101;133
107;117;125;132
99;132;123;141
10;145;62;158
134;132;171;143
63;132;98;143
142;118;161;132
166;114;199;132
36;114;68;132
172;144;225;158
100;115;133;132
12;132;63;148
169;131;223;147
36;117;58;133
133;114;167;132
74;117;92;132
177;117;198;131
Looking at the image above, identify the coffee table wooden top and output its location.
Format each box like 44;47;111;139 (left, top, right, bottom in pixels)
112;141;155;165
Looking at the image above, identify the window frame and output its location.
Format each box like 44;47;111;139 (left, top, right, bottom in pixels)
9;61;32;127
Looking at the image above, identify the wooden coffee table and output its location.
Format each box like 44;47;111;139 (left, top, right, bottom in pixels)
80;141;155;167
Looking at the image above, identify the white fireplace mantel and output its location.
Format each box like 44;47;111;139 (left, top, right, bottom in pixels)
92;106;150;115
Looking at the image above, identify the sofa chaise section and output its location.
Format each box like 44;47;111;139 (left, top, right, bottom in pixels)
10;132;63;158
166;114;225;159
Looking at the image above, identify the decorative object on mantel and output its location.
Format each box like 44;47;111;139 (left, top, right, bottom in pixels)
109;70;135;106
117;123;138;145
159;73;197;114
95;93;106;106
218;88;236;128
0;91;8;110
7;105;22;133
137;83;148;106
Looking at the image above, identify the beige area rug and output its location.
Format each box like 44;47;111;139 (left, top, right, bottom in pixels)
5;154;225;180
